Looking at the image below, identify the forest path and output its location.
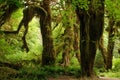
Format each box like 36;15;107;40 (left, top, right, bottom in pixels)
100;77;120;80
48;76;120;80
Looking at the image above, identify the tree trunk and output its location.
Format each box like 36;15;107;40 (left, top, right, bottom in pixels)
106;18;115;70
0;2;18;27
40;0;55;66
78;11;98;77
61;1;74;67
118;48;120;54
62;26;74;67
73;25;80;63
76;0;104;77
98;36;107;68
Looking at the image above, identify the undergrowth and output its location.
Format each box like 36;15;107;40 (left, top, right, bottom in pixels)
96;57;120;78
17;65;81;80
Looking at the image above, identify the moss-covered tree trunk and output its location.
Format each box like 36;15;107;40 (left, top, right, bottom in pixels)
62;26;74;67
106;18;115;70
76;0;104;77
98;36;107;67
40;0;55;66
0;1;18;27
73;25;80;63
62;1;74;67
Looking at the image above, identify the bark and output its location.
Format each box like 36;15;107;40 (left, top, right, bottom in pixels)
73;25;80;63
61;1;74;67
40;0;55;66
118;48;120;54
62;26;74;67
106;18;115;70
76;0;104;77
0;2;18;27
98;36;107;68
2;4;46;52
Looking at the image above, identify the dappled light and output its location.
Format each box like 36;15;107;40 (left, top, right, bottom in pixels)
0;0;120;80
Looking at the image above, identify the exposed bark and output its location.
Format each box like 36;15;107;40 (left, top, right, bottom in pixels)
76;0;104;77
106;18;115;70
40;0;55;65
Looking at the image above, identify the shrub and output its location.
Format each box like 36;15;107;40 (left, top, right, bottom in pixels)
113;58;120;71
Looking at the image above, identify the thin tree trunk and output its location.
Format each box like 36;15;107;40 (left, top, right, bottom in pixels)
40;0;55;66
98;36;107;68
73;25;80;63
106;18;115;70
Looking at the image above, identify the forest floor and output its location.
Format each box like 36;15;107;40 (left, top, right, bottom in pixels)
48;76;120;80
0;66;120;80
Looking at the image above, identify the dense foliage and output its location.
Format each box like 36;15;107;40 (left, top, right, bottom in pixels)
0;0;120;80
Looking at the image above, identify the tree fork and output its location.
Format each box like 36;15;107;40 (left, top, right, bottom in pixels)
76;0;105;78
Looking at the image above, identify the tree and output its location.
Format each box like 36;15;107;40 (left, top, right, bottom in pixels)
0;0;22;27
104;0;120;70
61;0;74;67
75;0;104;78
1;0;46;52
40;0;55;66
98;36;107;68
73;23;80;63
106;18;115;70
